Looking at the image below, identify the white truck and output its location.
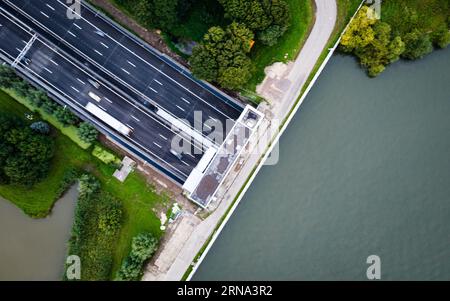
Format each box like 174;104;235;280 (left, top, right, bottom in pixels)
85;102;132;136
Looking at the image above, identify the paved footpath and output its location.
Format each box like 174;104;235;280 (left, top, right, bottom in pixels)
143;0;338;281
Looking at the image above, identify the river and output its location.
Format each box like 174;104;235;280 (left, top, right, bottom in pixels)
193;50;450;280
0;186;78;280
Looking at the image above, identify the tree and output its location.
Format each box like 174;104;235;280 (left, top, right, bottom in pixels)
130;232;158;262
0;114;54;186
190;22;254;89
435;28;450;49
258;25;287;46
116;0;179;32
341;6;405;77
78;122;98;144
116;232;158;281
219;0;291;44
0;65;19;88
401;30;433;60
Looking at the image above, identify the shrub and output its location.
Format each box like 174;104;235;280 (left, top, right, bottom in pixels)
30;121;50;134
92;145;121;166
78;122;98;144
78;174;101;198
116;232;158;281
54;106;79;127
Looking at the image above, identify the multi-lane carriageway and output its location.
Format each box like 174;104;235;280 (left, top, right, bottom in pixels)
0;1;245;184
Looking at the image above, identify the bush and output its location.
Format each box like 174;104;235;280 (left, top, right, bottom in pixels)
78;174;101;198
258;25;288;46
55;167;80;199
66;174;124;280
30;121;50;134
401;30;433;60
92;145;121;166
116;232;158;281
54;106;79;127
98;198;123;235
78;122;98;144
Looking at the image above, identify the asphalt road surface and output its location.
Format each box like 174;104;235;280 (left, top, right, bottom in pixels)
0;9;204;182
3;0;243;141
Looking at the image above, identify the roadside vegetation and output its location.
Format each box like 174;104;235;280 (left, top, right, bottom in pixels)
107;0;313;100
341;0;450;76
0;67;167;279
0;65;98;148
116;232;158;280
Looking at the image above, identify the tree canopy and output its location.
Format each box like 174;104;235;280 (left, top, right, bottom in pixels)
219;0;291;45
190;22;254;89
341;6;405;77
0;114;54;186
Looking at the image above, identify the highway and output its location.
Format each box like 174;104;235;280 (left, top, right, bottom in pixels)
2;0;243;141
0;8;204;182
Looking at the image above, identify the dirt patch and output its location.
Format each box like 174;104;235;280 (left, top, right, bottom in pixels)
88;0;188;67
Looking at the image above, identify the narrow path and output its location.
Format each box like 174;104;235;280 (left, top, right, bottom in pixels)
258;0;338;119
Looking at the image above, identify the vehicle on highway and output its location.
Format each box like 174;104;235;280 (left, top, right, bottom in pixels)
88;91;102;102
88;79;100;89
21;56;31;66
94;29;105;37
85;102;132;136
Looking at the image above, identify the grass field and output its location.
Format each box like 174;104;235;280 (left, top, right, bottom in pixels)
0;90;166;277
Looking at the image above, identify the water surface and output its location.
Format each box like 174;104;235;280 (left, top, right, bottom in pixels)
194;50;450;280
0;186;78;280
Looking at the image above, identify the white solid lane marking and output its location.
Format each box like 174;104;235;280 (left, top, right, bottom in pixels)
40;11;49;18
131;115;140;122
121;68;130;75
176;105;185;112
71;86;79;93
127;61;136;67
94;49;103;56
67;31;76;37
77;78;86;85
154;79;162;85
153;142;162;148
181;97;190;104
